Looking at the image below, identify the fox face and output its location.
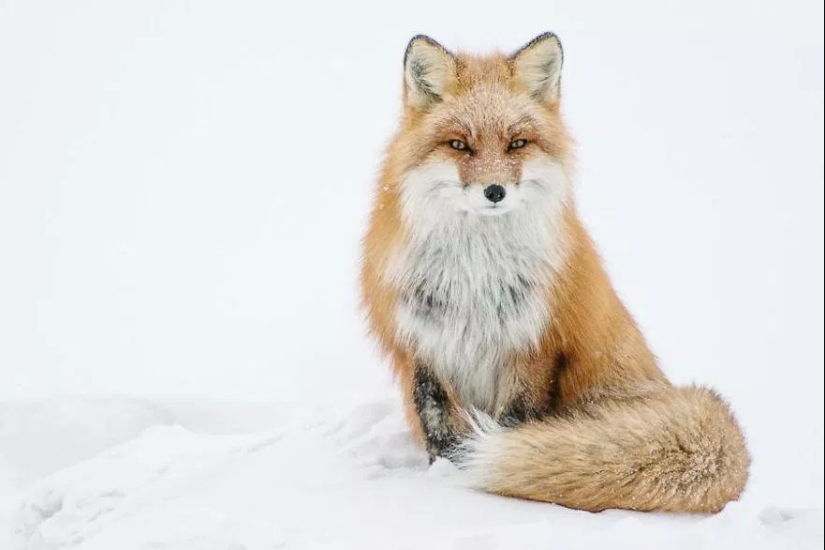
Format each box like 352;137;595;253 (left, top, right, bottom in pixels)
394;34;573;234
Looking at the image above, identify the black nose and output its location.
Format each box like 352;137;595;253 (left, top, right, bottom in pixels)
483;184;506;204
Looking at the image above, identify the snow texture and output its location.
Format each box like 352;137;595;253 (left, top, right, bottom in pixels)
0;399;822;550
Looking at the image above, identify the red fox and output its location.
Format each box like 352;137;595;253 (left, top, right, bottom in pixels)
359;33;750;513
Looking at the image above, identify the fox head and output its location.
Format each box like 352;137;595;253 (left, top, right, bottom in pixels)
386;33;574;234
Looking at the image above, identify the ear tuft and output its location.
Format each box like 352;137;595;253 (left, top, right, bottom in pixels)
511;32;564;104
404;35;457;109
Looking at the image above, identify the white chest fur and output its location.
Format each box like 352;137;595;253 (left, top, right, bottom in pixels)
390;214;563;412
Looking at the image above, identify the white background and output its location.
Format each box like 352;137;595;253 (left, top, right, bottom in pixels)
1;0;823;510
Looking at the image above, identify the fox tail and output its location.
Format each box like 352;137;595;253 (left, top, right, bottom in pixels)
455;384;750;513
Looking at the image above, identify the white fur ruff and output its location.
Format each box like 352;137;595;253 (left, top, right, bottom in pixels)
386;160;571;413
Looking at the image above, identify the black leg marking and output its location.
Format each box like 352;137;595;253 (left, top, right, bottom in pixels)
413;364;459;462
547;352;568;413
500;396;537;428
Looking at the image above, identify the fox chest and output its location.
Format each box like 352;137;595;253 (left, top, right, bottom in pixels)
392;233;552;411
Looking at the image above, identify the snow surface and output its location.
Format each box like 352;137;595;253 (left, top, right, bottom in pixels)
1;0;823;548
0;399;822;550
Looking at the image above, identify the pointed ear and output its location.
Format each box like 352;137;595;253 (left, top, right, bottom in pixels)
403;35;457;109
511;32;564;104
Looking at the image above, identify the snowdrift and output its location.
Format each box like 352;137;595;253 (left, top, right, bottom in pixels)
1;399;821;549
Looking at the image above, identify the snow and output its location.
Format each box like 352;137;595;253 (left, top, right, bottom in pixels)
0;0;823;548
1;399;822;550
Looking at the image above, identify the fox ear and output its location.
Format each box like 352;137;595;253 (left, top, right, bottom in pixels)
511;32;564;104
404;35;457;109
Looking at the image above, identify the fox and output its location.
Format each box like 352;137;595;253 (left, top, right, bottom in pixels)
359;32;750;514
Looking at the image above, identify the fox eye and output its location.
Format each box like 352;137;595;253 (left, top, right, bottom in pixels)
449;140;469;151
508;139;528;151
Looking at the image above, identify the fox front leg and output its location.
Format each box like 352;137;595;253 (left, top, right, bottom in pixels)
413;363;464;463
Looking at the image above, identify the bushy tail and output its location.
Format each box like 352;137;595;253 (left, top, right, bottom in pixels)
455;385;750;513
